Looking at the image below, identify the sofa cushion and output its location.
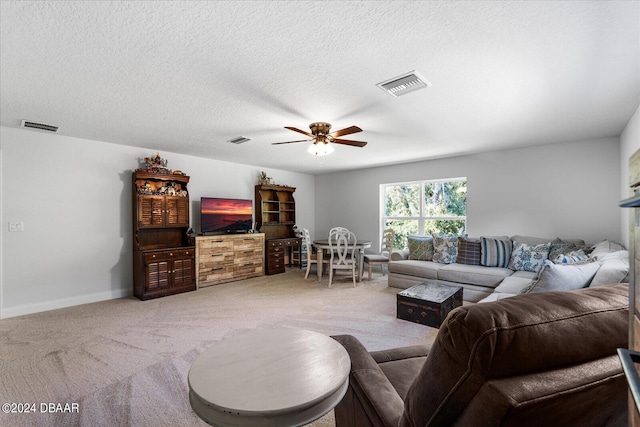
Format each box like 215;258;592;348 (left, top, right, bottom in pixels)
590;250;630;287
480;237;512;268
432;234;458;264
590;239;626;259
509;270;538;280
508;241;551;273
477;292;517;303
407;235;434;261
525;260;600;293
494;276;534;294
456;236;481;265
400;284;629;427
438;263;513;287
388;260;443;279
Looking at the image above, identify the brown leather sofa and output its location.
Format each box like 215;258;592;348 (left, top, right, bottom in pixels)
332;284;629;426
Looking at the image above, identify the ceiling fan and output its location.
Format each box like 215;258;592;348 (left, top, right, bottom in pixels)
273;122;367;155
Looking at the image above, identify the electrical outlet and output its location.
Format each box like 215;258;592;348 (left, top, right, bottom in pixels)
9;222;24;232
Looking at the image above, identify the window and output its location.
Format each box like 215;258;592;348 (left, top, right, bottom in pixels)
382;178;467;249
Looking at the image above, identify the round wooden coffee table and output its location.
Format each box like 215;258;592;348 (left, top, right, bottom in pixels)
188;327;350;426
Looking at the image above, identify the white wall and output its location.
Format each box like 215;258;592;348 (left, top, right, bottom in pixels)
315;137;622;250
620;104;640;247
0;126;315;318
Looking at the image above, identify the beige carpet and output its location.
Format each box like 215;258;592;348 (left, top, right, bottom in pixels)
0;268;438;426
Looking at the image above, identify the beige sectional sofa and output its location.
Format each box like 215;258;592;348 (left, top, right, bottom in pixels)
388;235;628;303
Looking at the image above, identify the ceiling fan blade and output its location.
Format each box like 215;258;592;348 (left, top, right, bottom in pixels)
333;138;367;147
272;139;311;145
330;126;362;138
284;126;314;137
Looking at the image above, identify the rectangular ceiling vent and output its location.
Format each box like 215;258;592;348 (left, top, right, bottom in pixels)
21;120;59;132
377;71;431;97
227;136;251;144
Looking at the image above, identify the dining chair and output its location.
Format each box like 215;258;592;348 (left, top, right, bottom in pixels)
363;228;395;280
299;228;330;279
328;228;358;287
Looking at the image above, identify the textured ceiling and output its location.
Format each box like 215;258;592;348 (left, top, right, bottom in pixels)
1;1;639;174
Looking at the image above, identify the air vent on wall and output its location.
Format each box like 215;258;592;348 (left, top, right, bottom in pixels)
227;136;251;144
376;70;431;97
21;120;59;132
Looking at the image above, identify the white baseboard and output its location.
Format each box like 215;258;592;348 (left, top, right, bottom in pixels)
1;288;132;319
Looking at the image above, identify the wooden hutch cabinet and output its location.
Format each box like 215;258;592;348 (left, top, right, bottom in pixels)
133;171;196;300
255;185;302;275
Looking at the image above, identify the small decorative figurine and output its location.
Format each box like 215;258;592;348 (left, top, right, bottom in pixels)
138;152;170;174
258;170;273;185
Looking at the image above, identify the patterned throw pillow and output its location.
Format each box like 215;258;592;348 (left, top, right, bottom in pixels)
408;235;434;260
480;237;512;268
553;250;589;265
508;241;551;273
432;234;458;264
457;236;481;265
548;238;576;261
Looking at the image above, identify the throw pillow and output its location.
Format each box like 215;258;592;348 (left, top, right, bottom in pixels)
480;237;512;268
553;250;588;265
508;241;551;273
589;250;629;287
525;260;600;293
548;238;576;261
456;236;481;265
590;240;626;260
432;234;458;264
407;235;433;261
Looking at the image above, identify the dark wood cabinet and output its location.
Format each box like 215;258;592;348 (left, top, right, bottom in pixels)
137;195;189;228
255;185;301;275
133;171;195;300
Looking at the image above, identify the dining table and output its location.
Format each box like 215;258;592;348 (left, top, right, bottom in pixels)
312;239;372;283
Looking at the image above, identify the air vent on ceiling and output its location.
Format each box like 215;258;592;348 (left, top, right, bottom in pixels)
376;70;431;97
227;136;251;144
21;120;59;132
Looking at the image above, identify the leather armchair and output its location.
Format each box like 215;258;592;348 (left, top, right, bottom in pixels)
332;284;629;427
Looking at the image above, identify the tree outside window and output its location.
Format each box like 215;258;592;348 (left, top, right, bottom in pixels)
382;179;467;249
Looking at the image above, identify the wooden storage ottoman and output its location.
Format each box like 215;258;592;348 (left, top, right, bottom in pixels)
397;282;463;328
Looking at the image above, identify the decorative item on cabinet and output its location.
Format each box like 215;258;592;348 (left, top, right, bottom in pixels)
132;158;195;300
255;184;302;275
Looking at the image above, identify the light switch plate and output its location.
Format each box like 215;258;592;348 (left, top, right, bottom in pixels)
9;222;24;232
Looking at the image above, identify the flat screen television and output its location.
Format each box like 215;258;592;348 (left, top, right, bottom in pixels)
201;197;253;234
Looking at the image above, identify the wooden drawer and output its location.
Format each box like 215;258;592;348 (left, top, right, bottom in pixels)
199;265;234;283
199;252;234;269
177;248;194;258
144;248;193;262
235;249;261;263
199;239;234;252
235;236;263;251
235;260;263;276
268;240;285;249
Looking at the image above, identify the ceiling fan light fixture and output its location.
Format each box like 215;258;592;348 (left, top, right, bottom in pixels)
307;142;334;156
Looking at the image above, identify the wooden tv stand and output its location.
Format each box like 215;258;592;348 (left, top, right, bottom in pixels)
195;233;265;287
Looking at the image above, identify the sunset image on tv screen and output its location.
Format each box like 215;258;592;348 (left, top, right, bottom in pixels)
201;198;252;233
